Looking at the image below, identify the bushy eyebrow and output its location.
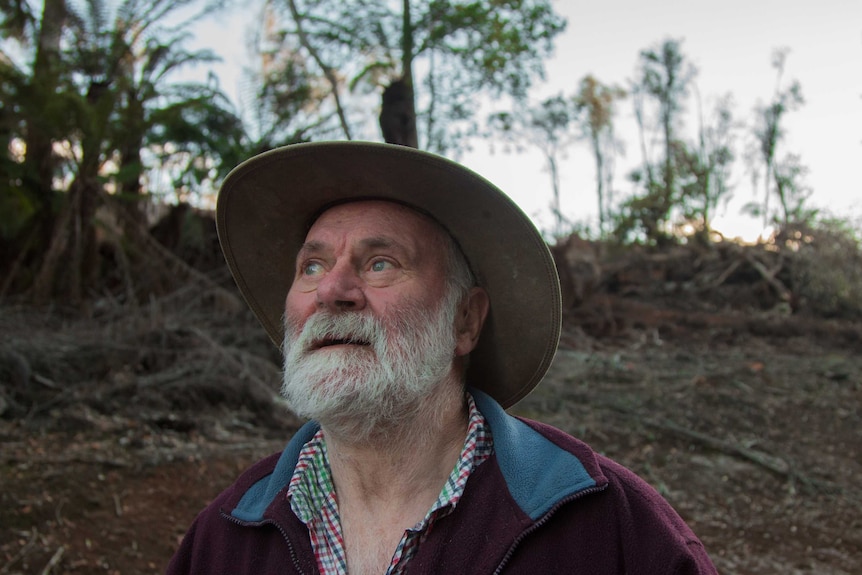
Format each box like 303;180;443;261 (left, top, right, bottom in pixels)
295;240;327;263
296;236;414;262
360;236;400;251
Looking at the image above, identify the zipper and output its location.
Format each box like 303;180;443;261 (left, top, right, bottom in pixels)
492;484;608;575
221;510;309;575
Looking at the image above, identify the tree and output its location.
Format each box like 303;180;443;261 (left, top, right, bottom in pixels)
234;3;346;154
748;48;805;228
772;152;814;227
572;74;626;238
14;0;68;249
1;0;245;302
266;0;566;153
676;91;736;242
622;38;696;245
489;94;577;237
1;0;74;298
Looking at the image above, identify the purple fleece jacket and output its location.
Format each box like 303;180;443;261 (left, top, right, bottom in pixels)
166;390;718;574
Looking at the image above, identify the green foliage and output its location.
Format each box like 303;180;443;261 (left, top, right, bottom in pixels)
269;0;566;152
614;176;677;246
748;48;806;227
0;0;35;42
241;31;340;152
0;0;249;301
0;185;36;240
622;38;697;245
676;94;737;240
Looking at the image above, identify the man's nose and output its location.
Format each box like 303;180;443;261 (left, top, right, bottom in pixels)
316;262;367;311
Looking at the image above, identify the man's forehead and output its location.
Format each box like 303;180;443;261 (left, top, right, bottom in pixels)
298;235;405;256
305;200;448;242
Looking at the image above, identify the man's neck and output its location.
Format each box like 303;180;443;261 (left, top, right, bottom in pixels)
320;379;469;575
323;380;468;507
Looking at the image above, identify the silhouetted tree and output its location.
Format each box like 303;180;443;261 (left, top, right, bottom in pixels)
1;0;244;302
678;91;737;242
572;75;626;238
622;38;696;245
747;48;805;228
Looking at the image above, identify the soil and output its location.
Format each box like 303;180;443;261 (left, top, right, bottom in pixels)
1;239;861;574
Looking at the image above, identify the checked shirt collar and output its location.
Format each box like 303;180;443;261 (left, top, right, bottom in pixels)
287;393;494;575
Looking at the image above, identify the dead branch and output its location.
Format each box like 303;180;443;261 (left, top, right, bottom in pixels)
103;193;241;309
0;527;38;574
33;373;59;389
644;418;838;493
3;454;131;468
704;258;743;290
55;498;66;526
187;327;280;396
647;418;790;474
40;546;65;575
113;492;124;517
24;387;77;422
136;362;204;389
745;252;792;302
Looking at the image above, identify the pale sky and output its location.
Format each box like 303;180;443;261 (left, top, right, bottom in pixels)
194;0;862;241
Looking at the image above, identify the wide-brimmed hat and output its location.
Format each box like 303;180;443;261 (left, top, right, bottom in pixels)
216;141;561;408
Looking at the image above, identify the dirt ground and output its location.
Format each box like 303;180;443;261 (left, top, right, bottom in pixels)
1;241;861;574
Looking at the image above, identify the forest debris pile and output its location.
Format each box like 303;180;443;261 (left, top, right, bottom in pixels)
553;225;862;349
0;291;299;441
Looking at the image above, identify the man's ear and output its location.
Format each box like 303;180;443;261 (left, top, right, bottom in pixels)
454;287;489;357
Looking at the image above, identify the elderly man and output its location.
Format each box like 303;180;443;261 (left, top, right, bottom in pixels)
167;142;717;574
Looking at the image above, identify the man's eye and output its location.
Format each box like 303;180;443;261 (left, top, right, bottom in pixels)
303;261;324;276
370;260;392;272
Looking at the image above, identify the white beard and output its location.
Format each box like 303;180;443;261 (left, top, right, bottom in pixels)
281;290;460;440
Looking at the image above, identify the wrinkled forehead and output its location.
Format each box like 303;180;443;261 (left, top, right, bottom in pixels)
306;199;452;247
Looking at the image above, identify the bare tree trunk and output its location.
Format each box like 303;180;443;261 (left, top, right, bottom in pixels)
24;0;67;248
31;177;100;305
591;131;605;237
380;79;417;147
547;154;562;237
632;87;654;187
380;0;418;148
32;184;76;304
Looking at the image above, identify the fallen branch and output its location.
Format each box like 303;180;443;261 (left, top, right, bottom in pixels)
0;527;38;574
647;418;790;475
40;546;65;575
745;252;792;302
103;192;241;310
187;326;280;398
644;418;839;494
3;454;131;469
703;258;743;290
113;492;124;517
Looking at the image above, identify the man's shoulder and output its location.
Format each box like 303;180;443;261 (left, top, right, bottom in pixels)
197;450;285;516
505;420;718;572
513;417;604;469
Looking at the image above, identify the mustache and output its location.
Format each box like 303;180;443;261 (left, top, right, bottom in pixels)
286;310;386;355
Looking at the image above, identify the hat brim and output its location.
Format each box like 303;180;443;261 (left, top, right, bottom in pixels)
216;141;561;409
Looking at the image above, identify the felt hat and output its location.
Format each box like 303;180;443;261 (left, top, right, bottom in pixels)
216;141;561;408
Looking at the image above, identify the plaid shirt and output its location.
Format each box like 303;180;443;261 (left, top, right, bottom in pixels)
287;393;494;575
